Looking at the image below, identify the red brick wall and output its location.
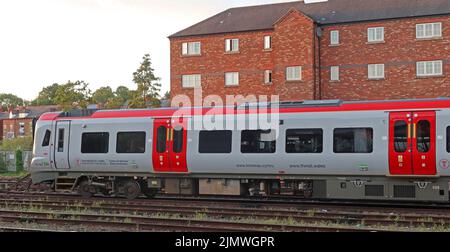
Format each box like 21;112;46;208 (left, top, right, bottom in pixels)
2;119;33;139
170;14;449;103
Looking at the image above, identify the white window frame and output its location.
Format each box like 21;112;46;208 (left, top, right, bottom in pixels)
225;72;239;86
182;74;201;88
416;61;443;77
330;30;340;45
264;36;272;50
264;70;273;84
330;66;340;81
416;23;442;39
286;66;302;81
368;27;384;42
225;39;239;52
368;64;385;79
182;42;201;56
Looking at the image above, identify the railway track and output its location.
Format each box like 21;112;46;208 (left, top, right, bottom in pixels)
0;192;449;232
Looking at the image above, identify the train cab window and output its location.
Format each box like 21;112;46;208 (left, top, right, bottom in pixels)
173;127;184;154
334;128;373;153
116;132;146;153
199;130;232;153
286;129;323;153
57;129;64;152
81;132;109;154
394;121;408;153
447;127;450;153
42;130;51;147
241;130;276;154
417;120;431;153
156;126;167;153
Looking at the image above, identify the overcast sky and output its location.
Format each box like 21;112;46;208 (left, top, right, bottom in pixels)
0;0;325;101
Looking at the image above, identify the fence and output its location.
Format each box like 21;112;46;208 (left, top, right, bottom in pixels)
0;151;32;172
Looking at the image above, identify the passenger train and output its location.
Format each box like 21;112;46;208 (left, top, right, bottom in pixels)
30;99;450;202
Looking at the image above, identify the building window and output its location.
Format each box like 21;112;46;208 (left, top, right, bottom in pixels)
19;122;25;136
81;132;109;154
182;42;201;55
368;27;384;42
182;74;201;88
447;126;450;153
330;30;339;45
417;61;443;77
225;38;239;52
225;72;239;86
330;66;340;81
334;128;373;153
286;66;302;81
264;36;272;49
199;131;232;154
416;23;442;39
42;130;51;147
241;130;276;154
286;129;323;153
368;64;385;79
264;70;272;84
116;132;146;154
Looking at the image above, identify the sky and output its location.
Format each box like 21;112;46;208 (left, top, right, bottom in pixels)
0;0;326;101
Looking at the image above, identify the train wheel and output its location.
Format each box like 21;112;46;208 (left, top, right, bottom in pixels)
123;180;141;200
78;180;93;198
142;188;158;199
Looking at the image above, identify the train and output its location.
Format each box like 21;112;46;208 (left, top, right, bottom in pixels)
30;98;450;202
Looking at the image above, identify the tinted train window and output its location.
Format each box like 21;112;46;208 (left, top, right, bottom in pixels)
416;120;431;153
334;128;373;153
156;126;167;153
173;128;184;154
42;130;51;147
447;127;450;153
199;131;232;153
116;132;146;154
241;130;276;154
81;132;109;154
286;129;323;153
394;121;408;153
57;129;64;152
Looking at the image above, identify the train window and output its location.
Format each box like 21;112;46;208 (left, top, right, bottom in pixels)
116;132;146;154
286;129;323;153
334;128;373;153
173;127;184;153
394;121;408;153
81;132;109;154
156;126;167;153
57;129;64;152
241;130;276;154
199;131;232;154
447;127;450;153
42;130;51;147
416;120;431;153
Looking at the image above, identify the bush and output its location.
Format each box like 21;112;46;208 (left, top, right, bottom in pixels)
0;137;33;151
15;149;24;172
0;154;6;173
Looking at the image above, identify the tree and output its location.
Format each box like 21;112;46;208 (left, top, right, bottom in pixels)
115;86;131;102
31;83;60;106
0;136;33;151
92;86;114;105
54;81;91;111
130;54;161;108
0;93;27;111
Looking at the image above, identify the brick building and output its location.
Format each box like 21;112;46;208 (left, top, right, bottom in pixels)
169;0;450;103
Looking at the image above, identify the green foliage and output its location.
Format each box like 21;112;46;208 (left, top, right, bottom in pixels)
130;54;161;108
15;149;23;172
0;136;33;151
54;81;91;111
92;86;114;105
0;154;6;173
31;83;60;106
0;93;27;110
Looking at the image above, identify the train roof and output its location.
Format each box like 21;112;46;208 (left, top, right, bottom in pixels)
38;98;450;121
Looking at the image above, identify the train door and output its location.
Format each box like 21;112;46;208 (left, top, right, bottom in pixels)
152;118;188;173
389;111;436;176
54;121;70;169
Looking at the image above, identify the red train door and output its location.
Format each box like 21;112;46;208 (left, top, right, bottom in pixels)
389;111;436;176
152;118;188;173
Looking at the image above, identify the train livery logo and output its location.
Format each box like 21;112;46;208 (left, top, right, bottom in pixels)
440;159;450;170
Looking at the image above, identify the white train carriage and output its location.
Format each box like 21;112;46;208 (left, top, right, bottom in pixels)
30;99;450;201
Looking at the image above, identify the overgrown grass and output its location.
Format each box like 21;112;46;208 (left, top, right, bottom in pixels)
0;171;29;179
